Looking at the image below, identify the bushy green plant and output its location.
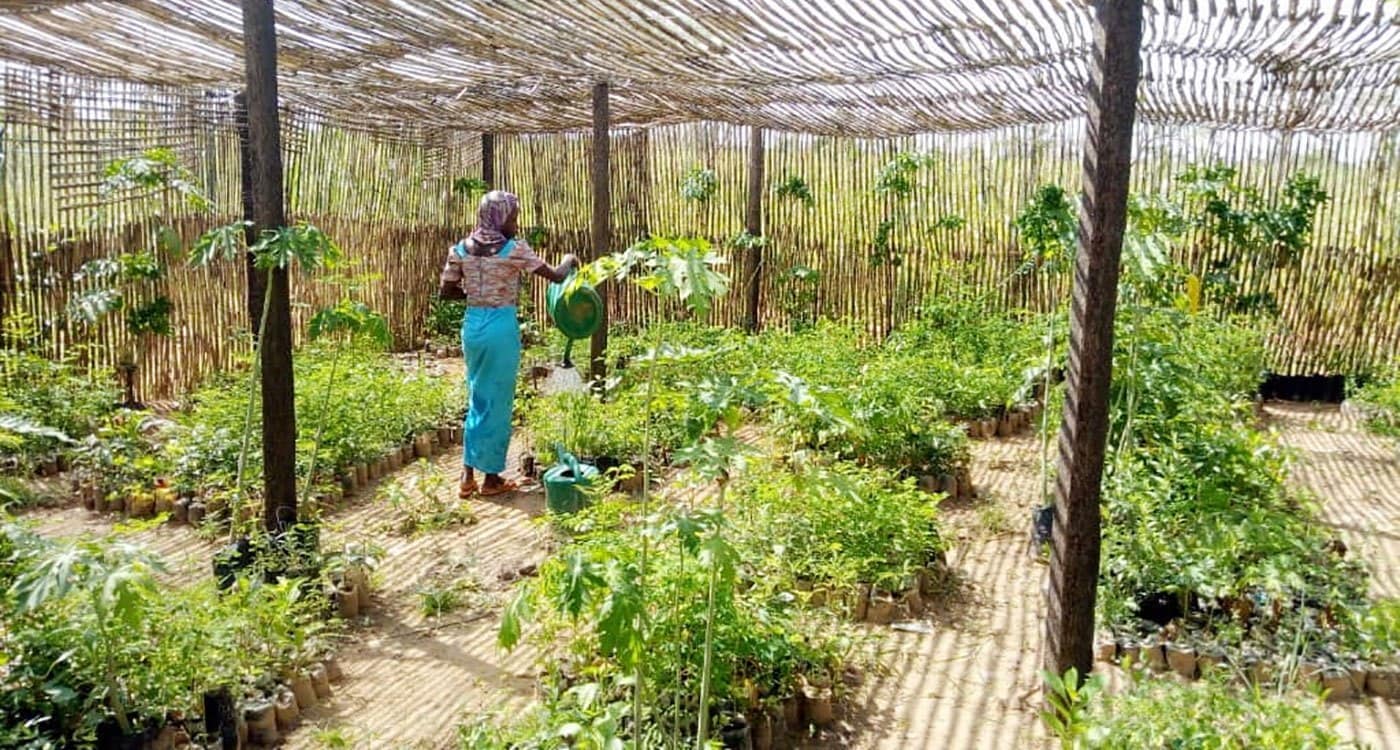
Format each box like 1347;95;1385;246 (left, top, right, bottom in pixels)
498;499;859;745
1350;366;1400;437
172;343;460;495
1093;307;1368;663
732;457;944;594
1078;674;1357;749
0;518;340;744
426;295;468;340
0;350;119;469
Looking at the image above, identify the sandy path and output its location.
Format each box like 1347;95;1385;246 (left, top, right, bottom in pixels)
1266;403;1400;748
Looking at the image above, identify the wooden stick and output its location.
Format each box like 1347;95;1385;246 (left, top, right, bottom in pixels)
241;0;298;532
1045;0;1144;685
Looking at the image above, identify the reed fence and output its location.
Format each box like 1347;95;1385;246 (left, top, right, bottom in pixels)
3;68;1397;400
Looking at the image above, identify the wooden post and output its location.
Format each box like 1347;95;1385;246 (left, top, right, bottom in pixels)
1044;0;1144;682
481;133;495;189
240;0;298;534
744;126;765;333
233;92;265;338
589;81;610;383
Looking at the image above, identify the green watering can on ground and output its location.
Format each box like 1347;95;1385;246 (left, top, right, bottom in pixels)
542;444;599;515
546;273;602;368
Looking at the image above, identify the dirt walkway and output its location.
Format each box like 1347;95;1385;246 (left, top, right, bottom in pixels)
15;403;1399;749
1266;403;1400;747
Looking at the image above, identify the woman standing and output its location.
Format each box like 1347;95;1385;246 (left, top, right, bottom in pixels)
439;190;578;497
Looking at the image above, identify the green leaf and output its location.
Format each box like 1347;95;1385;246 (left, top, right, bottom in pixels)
189;221;252;267
66;288;124;325
0;415;75;445
498;584;529;649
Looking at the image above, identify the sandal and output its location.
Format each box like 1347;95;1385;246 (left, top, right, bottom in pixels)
478;478;520;497
459;478;479;499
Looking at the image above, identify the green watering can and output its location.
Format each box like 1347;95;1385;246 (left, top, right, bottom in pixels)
546;273;602;368
542;444;599;515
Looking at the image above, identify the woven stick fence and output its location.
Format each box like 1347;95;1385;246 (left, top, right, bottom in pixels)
502;121;1400;376
1;68;475;399
4;70;1398;400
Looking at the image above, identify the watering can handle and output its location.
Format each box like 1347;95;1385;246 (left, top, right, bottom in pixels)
553;442;582;477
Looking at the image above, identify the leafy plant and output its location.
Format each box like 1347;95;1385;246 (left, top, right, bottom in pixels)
680;167;718;203
1349;366;1400;437
773;175;815;207
1078;673;1357;749
1041;667;1102;749
301;296;392;510
376;460;474;536
452;176;489;199
188;221;343;534
1015;184;1077;274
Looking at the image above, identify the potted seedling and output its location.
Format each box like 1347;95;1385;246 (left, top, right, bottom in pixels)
11;532;166;745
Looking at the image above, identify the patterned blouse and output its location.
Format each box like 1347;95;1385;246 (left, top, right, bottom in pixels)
439;238;546;308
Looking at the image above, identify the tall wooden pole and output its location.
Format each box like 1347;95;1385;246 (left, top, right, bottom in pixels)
1044;0;1144;681
589;81;610;383
240;0;297;533
481;133;495;189
233;92;265;338
744;126;765;333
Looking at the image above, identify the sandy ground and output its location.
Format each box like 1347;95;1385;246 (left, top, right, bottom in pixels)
16;402;1400;749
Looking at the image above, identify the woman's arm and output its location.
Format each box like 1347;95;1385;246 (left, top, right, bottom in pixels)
531;253;581;284
439;281;466;300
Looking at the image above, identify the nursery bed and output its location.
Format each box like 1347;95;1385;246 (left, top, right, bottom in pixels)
12;403;1398;748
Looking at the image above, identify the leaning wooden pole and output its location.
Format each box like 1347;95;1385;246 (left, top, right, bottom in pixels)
240;0;298;534
744;126;765;333
233;92;265;338
481;133;496;189
589;81;611;383
1044;0;1144;681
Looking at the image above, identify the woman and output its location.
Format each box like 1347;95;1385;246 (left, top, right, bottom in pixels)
439;190;578;498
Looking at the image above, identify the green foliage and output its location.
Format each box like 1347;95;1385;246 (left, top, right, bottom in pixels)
251;223;342;272
930;214;966;231
1079;675;1356;749
189;220;252;267
70;409;171;501
309;299;391;348
777;264;821;330
726;230;768;252
732;458;943;594
101;147;210;212
123;296;173;337
376;460;474;536
1094;307;1368;663
680;167;719;203
452;176;489;199
497;499;860;744
426;295;468;340
1041;668;1102;749
170;344;460;494
0;476;57;511
0;519;339;743
873;151;931;198
1176;164;1330;314
772;175;814;207
1015;184;1077;274
1350;366;1400;437
0;350;118;467
569;236;729;317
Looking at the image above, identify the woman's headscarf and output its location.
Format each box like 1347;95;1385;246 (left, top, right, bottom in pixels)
468;190;519;254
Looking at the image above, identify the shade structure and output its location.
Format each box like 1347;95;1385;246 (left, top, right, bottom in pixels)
1;1;1397;136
